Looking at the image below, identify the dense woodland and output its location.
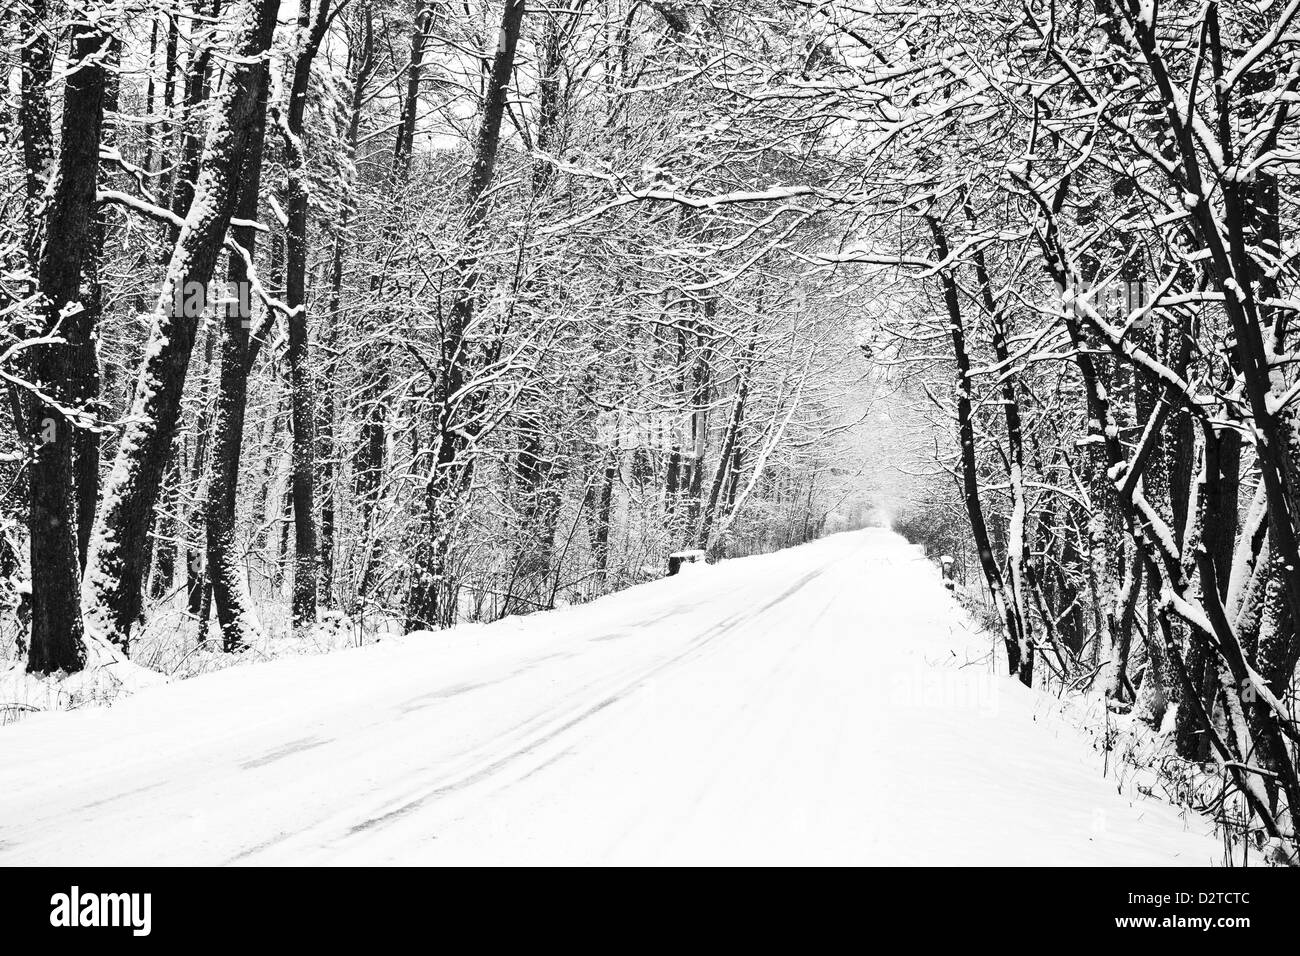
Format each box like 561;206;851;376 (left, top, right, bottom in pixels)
0;0;873;674
6;0;1300;860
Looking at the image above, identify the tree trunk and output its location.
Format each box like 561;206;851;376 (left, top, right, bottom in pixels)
699;357;749;551
206;53;273;653
404;0;527;631
279;0;336;629
24;10;111;672
82;0;283;647
73;40;118;570
185;328;216;619
928;215;1030;684
352;3;421;606
967;202;1034;682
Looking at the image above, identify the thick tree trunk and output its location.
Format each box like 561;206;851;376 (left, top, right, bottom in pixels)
82;0;282;647
206;58;273;653
169;0;223;246
73;41;118;570
279;0;336;629
24;10;111;673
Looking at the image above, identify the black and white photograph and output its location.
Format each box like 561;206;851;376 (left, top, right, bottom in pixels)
0;0;1295;922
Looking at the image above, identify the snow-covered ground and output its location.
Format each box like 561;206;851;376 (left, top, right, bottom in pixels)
0;529;1221;865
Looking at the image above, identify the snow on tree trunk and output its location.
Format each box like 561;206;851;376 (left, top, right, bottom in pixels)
927;215;1029;685
205;51;274;654
82;0;282;649
277;0;336;630
24;11;112;674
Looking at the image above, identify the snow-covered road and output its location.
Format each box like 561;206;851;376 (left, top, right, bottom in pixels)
0;530;1220;865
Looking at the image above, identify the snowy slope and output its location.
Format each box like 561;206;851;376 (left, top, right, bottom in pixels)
0;529;1220;865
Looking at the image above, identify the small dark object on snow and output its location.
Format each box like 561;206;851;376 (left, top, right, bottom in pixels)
667;550;708;576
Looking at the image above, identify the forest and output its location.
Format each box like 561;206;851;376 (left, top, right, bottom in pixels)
4;0;1300;864
1;0;873;669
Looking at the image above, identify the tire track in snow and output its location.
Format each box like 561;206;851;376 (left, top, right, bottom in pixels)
231;548;859;861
